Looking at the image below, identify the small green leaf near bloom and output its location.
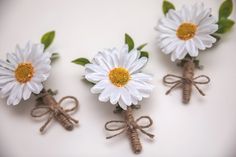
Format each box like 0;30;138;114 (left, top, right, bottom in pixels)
72;58;90;66
216;18;235;34
41;31;55;50
125;33;134;52
50;52;60;61
162;0;175;15
137;43;148;50
219;0;233;20
140;51;149;58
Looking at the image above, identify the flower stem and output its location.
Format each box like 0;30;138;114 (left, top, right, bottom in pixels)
124;107;142;154
182;57;195;104
40;88;74;131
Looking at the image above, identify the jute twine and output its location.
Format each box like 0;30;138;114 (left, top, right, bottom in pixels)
31;89;79;133
163;58;210;104
105;106;154;154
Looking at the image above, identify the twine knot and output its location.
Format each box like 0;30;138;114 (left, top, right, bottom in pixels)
163;74;210;96
31;95;79;133
105;116;154;139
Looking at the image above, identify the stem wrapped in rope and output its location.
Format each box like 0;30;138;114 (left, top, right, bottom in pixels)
31;89;79;133
163;58;210;104
105;106;154;154
182;58;194;103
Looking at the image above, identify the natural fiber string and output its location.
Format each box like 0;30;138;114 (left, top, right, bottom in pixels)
31;90;79;133
105;107;154;153
163;74;210;97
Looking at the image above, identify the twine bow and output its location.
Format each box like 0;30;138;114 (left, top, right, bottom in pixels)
163;74;210;96
105;116;154;139
31;96;79;132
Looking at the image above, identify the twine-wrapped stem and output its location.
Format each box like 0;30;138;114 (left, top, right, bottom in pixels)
124;106;142;153
105;106;154;154
163;57;210;103
182;57;195;104
31;88;79;133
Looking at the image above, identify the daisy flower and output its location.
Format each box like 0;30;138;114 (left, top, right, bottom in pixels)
156;3;218;61
0;42;51;105
84;44;153;110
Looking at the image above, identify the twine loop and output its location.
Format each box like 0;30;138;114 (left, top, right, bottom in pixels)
105;116;154;139
31;95;79;132
163;74;210;96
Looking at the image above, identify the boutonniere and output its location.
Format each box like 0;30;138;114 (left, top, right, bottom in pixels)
156;0;234;103
72;34;154;154
0;31;79;133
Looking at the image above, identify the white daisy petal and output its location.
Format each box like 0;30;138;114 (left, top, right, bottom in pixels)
131;96;138;105
85;44;153;110
110;88;121;105
7;83;21;105
162;39;182;54
131;73;152;82
171;51;177;61
159;37;176;50
175;43;186;59
128;57;148;74
0;77;15;85
85;73;107;83
167;9;182;24
199;34;217;44
195;8;211;25
13;84;24;105
91;79;109;94
186;40;198;57
118;98;127;110
178;50;188;60
159;18;178;30
120;88;132;106
1;81;17;95
193;36;206;50
15;45;24;62
0;42;51;105
156;24;176;34
138;88;153;98
27;82;41;94
197;24;218;35
23;85;31;100
85;64;108;74
156;3;217;61
0;60;15;70
98;84;113;102
125;83;142;101
199;16;217;27
7;53;19;67
124;49;139;69
0;67;14;76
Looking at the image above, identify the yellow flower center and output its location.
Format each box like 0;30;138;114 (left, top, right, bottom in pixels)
109;67;130;87
176;23;197;40
15;63;34;83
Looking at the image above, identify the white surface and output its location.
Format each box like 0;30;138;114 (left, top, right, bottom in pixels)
0;0;236;157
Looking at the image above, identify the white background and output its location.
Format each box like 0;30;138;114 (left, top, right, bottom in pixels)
0;0;236;157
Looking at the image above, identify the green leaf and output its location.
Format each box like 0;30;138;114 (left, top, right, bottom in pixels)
140;51;149;58
219;0;233;20
125;33;134;52
41;31;55;50
163;0;175;15
216;18;235;34
137;43;147;50
50;53;60;61
72;58;90;66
